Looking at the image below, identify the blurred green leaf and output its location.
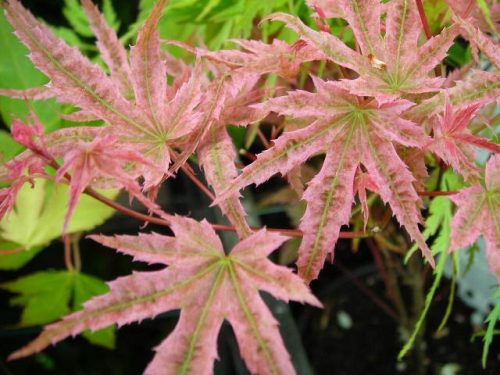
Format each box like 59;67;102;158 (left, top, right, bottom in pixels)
445;41;472;68
0;130;23;160
0;10;61;130
73;273;116;349
63;0;94;37
0;179;118;270
400;195;453;359
2;271;74;325
0;242;42;271
1;270;116;349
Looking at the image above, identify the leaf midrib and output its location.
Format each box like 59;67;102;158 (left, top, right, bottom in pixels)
303;127;355;280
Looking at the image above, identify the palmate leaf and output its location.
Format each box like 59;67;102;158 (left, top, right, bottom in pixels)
427;97;500;182
9;216;320;375
218;77;434;283
450;155;500;279
0;178;117;270
0;0;225;189
81;0;134;98
1;270;115;349
266;0;459;103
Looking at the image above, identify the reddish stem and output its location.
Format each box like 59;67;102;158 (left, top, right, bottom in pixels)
335;262;399;321
417;190;458;197
415;0;433;39
63;235;75;272
415;0;442;77
180;164;216;201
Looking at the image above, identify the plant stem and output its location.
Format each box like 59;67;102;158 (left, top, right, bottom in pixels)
415;0;433;39
63;235;75;272
335;262;399;321
180;164;216;201
415;0;442;77
417;190;457;197
368;238;409;326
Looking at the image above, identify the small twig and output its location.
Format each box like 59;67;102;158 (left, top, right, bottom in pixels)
72;233;82;273
63;235;75;272
335;262;399;321
256;127;272;149
367;238;409;325
180;164;216;201
417;190;458;197
415;0;442;77
415;0;433;40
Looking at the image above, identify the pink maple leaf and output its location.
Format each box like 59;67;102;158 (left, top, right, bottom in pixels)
54;135;162;232
9;216;320;374
218;76;435;283
1;0;224;189
267;0;459;102
427;97;500;182
450;155;500;279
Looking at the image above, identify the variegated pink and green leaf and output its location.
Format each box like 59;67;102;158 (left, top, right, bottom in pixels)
450;155;500;279
9;216;320;375
218;77;435;282
266;0;460;102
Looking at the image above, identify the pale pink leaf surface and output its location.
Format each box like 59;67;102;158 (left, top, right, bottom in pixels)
198;126;251;238
2;0;234;189
268;1;459;101
9;217;320;375
3;0;151;137
171;38;327;78
264;13;370;73
0;158;45;220
60;111;101;123
450;155;500;279
428;98;500;182
168;74;227;174
337;0;382;57
408;70;500;120
54;135;161;232
218;78;434;282
306;0;344;18
454;16;500;68
297;141;359;281
445;0;500;33
196;73;268;238
130;0;168;126
398;147;429;193
81;0;135;98
10;113;46;155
